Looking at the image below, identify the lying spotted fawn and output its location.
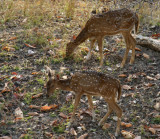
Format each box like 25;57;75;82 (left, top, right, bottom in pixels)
46;67;122;136
66;8;139;68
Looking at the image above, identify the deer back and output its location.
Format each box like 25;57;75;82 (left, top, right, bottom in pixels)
86;8;137;36
70;71;121;99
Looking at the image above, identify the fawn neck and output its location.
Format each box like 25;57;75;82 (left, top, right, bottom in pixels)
57;78;72;91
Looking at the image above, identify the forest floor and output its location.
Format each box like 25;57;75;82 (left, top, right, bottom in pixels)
0;0;160;139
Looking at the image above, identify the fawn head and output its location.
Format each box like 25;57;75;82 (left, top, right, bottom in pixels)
66;42;75;57
46;68;59;97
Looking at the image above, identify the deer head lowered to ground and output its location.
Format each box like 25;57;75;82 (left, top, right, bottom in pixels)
66;8;139;68
46;67;122;136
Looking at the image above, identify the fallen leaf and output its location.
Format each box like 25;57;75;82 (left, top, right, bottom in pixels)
119;74;127;78
28;112;39;116
29;105;40;109
135;47;141;51
11;72;18;75
79;109;92;116
0;120;6;126
143;53;150;59
59;112;67;119
122;85;131;90
2;46;15;52
134;136;141;139
102;123;111;129
15;107;23;121
122;93;134;98
24;43;36;48
148;127;156;134
32;93;43;99
31;72;40;75
8;36;17;41
155;74;160;79
144;83;154;87
152;33;160;39
154;102;160;111
146;76;156;80
70;128;77;136
121;130;135;138
40;105;57;111
44;132;53;138
121;122;132;128
78;133;88;139
1;82;10;94
50;119;59;126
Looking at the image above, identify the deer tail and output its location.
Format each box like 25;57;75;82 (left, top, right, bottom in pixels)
134;13;139;34
117;81;122;101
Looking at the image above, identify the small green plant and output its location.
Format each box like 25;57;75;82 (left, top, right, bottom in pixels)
1;65;10;72
151;117;160;124
20;134;32;139
139;125;145;135
24;92;32;104
36;77;45;85
95;109;100;114
50;112;57;118
52;123;66;133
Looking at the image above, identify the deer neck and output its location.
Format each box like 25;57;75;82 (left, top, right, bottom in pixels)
57;78;71;91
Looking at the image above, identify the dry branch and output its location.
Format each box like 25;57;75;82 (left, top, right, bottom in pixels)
134;34;160;52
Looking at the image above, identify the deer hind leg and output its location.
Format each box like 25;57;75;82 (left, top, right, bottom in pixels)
97;37;103;67
87;95;95;122
129;34;136;64
98;106;112;126
84;38;96;61
121;33;130;68
109;101;122;137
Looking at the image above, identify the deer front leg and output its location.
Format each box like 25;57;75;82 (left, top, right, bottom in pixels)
66;93;82;130
97;37;103;67
70;93;82;123
84;38;96;61
87;95;95;122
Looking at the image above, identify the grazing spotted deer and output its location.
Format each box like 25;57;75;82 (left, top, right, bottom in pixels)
66;8;139;68
46;67;122;136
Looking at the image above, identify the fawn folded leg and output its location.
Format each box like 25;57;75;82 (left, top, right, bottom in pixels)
129;34;136;64
87;95;95;121
97;37;104;67
85;39;96;61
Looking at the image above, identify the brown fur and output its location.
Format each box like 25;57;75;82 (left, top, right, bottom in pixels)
46;69;122;136
66;8;139;68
